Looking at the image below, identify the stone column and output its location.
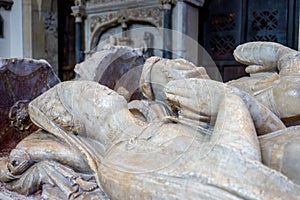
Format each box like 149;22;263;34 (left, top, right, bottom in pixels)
161;0;176;59
299;5;300;50
22;0;33;58
75;13;83;64
72;2;85;64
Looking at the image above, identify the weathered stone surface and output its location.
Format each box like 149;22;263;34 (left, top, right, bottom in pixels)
231;41;300;122
1;42;300;199
74;45;145;101
259;126;300;184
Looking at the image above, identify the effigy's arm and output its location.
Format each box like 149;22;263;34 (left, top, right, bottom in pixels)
233;41;299;75
165;78;262;160
164;78;285;136
232;42;300;120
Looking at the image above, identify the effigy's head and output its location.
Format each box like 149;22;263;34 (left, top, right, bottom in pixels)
29;81;128;139
140;56;210;102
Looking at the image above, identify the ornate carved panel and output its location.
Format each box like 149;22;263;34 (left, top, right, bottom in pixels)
246;0;289;45
251;10;279;31
208;12;237;57
210;13;236;32
250;9;280;43
209;34;235;56
78;0;164;56
90;6;163;33
204;0;243;62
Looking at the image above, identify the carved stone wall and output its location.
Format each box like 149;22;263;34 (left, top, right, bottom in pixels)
72;0;204;61
79;0;164;57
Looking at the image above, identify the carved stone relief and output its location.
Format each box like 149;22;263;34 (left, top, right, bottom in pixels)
90;7;163;33
71;0;164;58
87;6;163;55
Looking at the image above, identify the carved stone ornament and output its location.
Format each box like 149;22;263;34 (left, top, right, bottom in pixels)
90;6;163;33
0;0;13;10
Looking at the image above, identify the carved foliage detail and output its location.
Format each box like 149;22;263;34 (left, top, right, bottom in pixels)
90;7;163;33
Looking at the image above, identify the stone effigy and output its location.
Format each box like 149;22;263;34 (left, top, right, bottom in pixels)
230;41;300;186
0;42;300;199
229;42;300;121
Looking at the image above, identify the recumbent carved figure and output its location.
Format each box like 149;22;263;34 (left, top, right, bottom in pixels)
0;42;300;199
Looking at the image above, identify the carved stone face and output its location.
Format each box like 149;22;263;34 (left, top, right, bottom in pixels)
55;81;129;143
29;81;129;146
58;81;128;120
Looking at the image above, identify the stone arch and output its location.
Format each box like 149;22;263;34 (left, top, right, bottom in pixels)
90;19;160;53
